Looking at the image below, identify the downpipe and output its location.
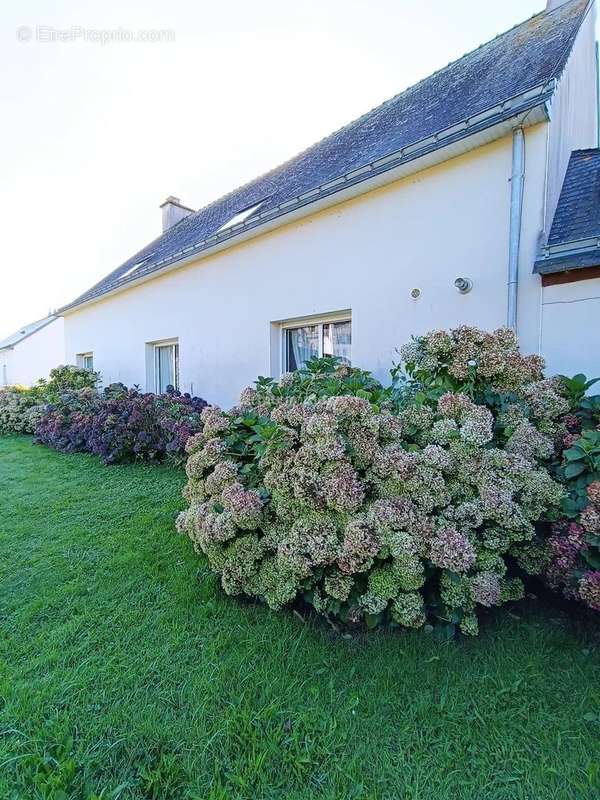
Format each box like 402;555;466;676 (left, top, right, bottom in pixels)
507;127;525;331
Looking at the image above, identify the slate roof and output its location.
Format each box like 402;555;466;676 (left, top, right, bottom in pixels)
61;0;592;312
0;316;57;351
535;149;600;274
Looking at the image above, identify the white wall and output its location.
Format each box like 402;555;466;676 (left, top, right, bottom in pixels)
0;349;14;387
545;0;598;234
537;3;600;382
64;126;552;408
5;317;66;386
541;277;600;378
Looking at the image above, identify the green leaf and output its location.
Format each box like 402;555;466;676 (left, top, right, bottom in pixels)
564;448;584;462
564;462;586;479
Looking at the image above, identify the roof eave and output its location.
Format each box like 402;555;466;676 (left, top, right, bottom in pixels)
0;316;57;349
534;235;600;273
60;83;555;316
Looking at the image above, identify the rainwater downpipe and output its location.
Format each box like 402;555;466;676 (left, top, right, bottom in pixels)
507;127;525;331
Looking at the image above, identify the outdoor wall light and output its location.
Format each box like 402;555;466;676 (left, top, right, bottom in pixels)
454;277;473;294
410;288;422;299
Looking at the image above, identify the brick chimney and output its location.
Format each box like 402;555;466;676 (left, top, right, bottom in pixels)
160;196;194;232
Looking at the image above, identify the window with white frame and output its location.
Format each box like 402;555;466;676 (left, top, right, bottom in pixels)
283;317;351;372
77;352;94;371
216;200;266;233
153;341;179;393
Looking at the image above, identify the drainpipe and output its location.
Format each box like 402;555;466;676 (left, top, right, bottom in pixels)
507;127;525;331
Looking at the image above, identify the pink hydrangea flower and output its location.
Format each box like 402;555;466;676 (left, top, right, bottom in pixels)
579;571;600;611
429;528;476;574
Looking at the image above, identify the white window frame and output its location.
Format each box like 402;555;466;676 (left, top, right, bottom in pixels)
216;201;265;233
279;311;352;373
153;340;179;393
119;258;149;281
77;352;94;371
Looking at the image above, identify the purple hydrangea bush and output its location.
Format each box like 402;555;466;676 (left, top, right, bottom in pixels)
35;384;207;464
34;388;102;453
86;387;207;464
177;328;568;635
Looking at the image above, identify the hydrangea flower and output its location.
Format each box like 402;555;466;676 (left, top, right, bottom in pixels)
578;571;600;611
470;572;502;607
429;528;476;573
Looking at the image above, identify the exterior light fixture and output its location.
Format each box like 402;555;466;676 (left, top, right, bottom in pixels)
454;277;473;294
410;288;422;299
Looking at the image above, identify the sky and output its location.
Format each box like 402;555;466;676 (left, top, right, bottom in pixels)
0;0;579;338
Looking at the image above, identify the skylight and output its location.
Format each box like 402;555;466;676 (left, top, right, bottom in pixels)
119;258;149;280
216;200;265;233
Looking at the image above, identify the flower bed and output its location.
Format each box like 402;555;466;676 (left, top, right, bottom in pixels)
177;327;569;635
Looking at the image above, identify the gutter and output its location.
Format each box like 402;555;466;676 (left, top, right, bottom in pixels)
507;127;526;331
60;80;556;316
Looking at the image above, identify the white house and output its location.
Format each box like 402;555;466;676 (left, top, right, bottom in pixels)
0;316;65;387
60;0;600;408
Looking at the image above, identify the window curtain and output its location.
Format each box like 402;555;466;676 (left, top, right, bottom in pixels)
332;321;351;364
157;345;174;392
288;326;319;371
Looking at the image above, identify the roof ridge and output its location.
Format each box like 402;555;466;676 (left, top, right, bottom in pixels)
176;2;571;226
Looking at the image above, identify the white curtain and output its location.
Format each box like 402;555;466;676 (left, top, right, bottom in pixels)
157;345;174;392
289;326;319;370
332;321;351;364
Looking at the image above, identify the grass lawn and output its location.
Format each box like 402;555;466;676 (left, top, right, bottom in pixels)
1;435;599;799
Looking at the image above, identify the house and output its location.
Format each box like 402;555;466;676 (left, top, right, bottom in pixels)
60;0;600;408
0;316;65;387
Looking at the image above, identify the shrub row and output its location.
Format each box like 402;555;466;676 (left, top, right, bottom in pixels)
177;326;591;636
0;365;207;465
0;365;98;435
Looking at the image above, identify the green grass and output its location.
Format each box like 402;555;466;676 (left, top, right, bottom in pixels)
1;435;599;800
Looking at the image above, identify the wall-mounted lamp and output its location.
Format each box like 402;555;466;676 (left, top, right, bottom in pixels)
410;288;422;299
454;277;473;294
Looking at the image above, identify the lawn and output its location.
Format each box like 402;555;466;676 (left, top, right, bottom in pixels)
0;435;599;799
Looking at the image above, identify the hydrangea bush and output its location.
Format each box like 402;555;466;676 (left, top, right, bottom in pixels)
86;386;207;464
0;387;45;434
35;384;207;464
178;328;567;636
0;365;97;435
545;374;600;612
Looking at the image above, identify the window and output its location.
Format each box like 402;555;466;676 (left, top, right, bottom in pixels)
154;342;179;393
284;319;351;372
216;200;265;233
119;257;150;281
77;352;94;371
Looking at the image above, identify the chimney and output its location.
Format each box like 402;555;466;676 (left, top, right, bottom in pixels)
160;196;195;232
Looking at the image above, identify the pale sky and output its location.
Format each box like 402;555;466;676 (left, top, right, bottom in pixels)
0;0;578;338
